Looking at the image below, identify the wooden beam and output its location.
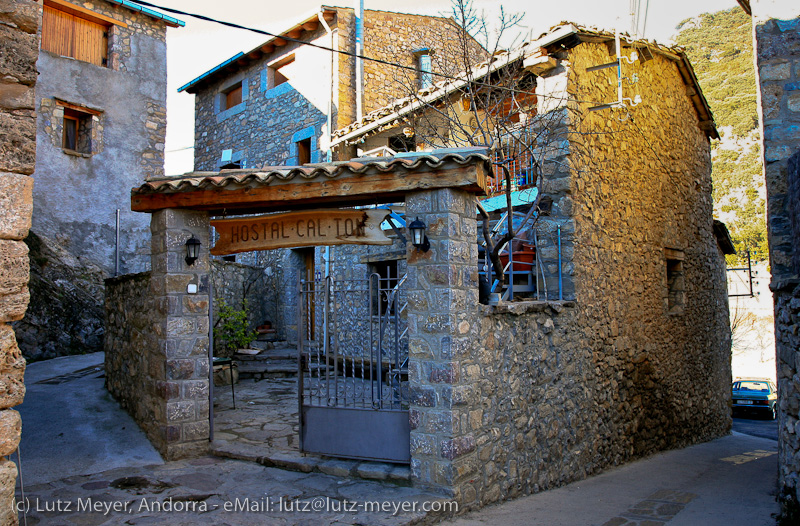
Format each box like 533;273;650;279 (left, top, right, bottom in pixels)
44;0;127;27
248;50;262;60
261;43;274;54
322;11;335;21
131;164;488;214
287;29;302;39
273;37;287;47
302;21;319;31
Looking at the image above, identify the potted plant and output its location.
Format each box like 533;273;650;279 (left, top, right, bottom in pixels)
213;300;258;385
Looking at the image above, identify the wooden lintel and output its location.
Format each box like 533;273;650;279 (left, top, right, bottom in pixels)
45;0;128;27
56;99;103;116
273;37;287;47
132;164;487;214
302;21;319;31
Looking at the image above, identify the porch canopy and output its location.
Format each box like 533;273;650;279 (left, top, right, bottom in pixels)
131;149;492;215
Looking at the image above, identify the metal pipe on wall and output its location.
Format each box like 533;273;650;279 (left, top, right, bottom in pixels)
355;0;364;120
115;209;120;276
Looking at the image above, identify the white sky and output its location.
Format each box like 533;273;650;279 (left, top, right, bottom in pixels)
160;0;740;174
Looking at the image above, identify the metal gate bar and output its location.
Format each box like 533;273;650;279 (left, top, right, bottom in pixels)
299;272;410;462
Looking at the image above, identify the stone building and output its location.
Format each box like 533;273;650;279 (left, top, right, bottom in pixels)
106;22;733;511
737;0;800;517
179;5;486;171
13;0;183;360
0;0;39;523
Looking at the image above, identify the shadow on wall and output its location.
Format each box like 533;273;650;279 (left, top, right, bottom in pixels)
13;231;105;361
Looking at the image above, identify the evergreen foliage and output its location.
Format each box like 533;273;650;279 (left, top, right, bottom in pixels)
675;7;768;264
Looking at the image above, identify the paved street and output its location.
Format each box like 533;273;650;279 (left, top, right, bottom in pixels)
732;415;779;442
13;354;781;525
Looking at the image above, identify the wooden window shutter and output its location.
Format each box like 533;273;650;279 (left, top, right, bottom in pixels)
41;4;108;67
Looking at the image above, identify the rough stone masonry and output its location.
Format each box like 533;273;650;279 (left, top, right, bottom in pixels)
747;0;800;516
0;0;40;523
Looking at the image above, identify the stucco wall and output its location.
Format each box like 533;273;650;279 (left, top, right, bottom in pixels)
748;0;800;514
32;0;170;275
0;1;40;523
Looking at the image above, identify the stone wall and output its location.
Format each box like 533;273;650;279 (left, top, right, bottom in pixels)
105;210;211;460
104;272;157;437
0;0;40;523
211;259;277;353
405;42;730;509
192;8;485;171
748;1;800;515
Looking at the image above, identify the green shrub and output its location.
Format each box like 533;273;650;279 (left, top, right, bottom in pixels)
214;299;257;356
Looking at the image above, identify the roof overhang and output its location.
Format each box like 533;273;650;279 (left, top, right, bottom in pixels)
178;7;337;94
331;23;719;145
104;0;184;27
131;151;492;215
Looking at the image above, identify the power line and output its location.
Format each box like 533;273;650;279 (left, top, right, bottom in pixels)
130;0;605;105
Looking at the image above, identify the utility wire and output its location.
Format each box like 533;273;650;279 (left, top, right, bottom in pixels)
129;0;607;105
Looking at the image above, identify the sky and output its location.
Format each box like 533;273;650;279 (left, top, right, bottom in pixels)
159;0;740;174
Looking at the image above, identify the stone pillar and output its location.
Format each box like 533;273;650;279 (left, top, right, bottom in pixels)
405;188;482;505
150;209;210;460
0;1;40;524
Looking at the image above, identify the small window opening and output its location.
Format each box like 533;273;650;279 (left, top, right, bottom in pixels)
296;137;311;165
271;55;295;88
370;260;399;316
389;134;415;153
220;160;242;170
413;48;433;90
666;251;686;314
223;82;243;110
62;107;92;154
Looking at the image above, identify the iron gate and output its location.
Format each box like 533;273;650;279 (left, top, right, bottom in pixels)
298;272;410;463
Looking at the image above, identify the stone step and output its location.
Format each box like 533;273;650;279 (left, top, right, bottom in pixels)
209;440;411;485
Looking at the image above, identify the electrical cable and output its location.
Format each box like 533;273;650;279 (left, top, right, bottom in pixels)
128;0;609;105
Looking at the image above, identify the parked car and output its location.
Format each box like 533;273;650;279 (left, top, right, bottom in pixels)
731;379;777;420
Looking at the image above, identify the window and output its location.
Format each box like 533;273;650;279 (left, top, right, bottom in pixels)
389;134;415;153
296;138;311;165
223;83;243;110
665;249;686;314
269;55;295;90
414;48;433;89
41;1;111;67
61;106;93;154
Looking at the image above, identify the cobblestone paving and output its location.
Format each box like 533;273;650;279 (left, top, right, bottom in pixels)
211;377;411;483
16;456;448;525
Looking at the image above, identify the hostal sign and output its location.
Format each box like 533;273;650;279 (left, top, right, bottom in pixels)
210;209;391;255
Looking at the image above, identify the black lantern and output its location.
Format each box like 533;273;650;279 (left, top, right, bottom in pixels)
185;235;201;266
408;217;430;252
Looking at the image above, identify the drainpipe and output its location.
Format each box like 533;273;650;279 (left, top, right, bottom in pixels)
355;0;364;121
318;10;334;162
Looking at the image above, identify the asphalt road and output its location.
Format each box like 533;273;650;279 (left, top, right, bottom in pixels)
732;414;778;441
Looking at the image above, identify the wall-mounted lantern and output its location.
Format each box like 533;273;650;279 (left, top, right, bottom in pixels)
185;235;201;266
408;217;430;253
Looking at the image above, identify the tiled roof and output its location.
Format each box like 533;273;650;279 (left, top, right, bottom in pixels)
331;22;718;143
133;150;493;196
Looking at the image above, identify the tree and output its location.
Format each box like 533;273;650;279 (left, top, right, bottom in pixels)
387;0;569;286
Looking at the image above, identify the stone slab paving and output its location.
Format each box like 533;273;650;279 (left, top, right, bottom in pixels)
212;377;410;483
15;456;450;525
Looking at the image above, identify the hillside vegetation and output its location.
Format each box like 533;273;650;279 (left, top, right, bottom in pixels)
675;7;768;264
